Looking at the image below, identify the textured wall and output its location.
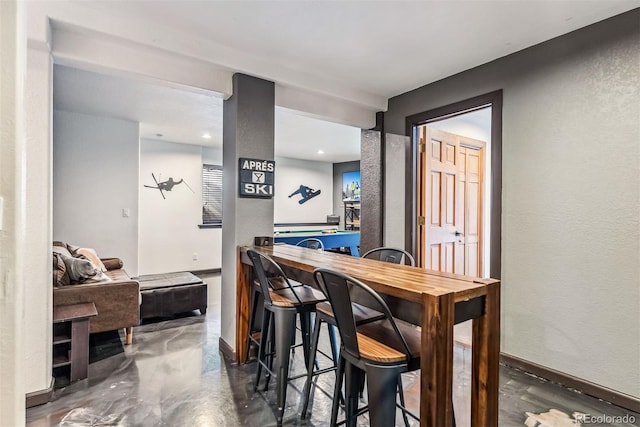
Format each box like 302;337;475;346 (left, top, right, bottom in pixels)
360;130;383;253
384;133;408;249
385;10;640;397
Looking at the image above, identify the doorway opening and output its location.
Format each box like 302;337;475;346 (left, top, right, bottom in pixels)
417;108;490;277
405;90;502;279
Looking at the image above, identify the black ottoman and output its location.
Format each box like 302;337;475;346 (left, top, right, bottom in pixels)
137;272;208;319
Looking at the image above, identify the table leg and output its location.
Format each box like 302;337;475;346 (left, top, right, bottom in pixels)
236;252;252;363
471;282;500;426
350;245;360;257
421;292;455;427
69;318;91;382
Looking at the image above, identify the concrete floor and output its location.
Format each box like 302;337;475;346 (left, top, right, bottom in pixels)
27;273;639;427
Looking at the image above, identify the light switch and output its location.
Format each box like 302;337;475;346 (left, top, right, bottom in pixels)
122;208;130;218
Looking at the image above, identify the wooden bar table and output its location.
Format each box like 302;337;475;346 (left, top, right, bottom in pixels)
236;244;500;427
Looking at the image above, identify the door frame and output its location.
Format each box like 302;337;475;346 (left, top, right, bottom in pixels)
404;90;503;279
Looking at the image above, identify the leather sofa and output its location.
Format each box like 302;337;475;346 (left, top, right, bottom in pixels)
53;245;140;345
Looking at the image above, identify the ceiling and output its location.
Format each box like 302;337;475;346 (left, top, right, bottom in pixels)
53;65;361;163
53;65;223;148
71;0;637;98
48;1;638;162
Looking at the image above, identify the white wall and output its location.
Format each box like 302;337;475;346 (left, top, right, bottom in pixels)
139;139;221;274
0;1;27;423
53;110;140;275
202;146;223;165
52;114;223;276
274;156;333;223
427;108;491;143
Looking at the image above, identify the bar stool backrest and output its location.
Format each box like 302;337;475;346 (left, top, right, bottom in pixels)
361;247;415;266
247;249;302;305
313;268;412;363
295;238;325;250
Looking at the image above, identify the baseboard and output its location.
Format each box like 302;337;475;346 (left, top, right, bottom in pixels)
218;337;236;362
500;353;640;413
25;377;54;408
191;268;221;275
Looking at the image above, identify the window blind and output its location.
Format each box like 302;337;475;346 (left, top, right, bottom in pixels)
202;164;222;225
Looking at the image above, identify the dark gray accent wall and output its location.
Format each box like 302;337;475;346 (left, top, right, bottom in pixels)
384;9;640;398
221;74;275;349
333;161;360;229
360;129;383;253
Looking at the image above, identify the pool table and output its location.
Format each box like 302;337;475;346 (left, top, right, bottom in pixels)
273;230;360;256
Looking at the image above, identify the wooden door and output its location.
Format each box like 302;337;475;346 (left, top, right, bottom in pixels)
417;126;485;276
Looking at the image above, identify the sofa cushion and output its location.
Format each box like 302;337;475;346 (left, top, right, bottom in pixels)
52;245;72;258
101;257;124;271
52;246;75;286
84;272;112;283
76;247;107;272
52;252;69;287
53;241;80;254
52;242;117;285
59;253;100;283
106;269;131;282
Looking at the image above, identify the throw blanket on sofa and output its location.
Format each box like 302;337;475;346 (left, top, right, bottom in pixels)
53;242;111;287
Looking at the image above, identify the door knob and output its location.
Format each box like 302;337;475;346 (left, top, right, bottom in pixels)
454;231;463;236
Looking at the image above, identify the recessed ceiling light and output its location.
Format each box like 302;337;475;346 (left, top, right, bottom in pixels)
317;149;324;154
202;133;212;139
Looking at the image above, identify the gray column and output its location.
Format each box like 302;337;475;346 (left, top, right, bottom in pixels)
220;74;275;352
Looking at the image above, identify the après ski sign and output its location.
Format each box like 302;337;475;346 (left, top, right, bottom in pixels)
239;158;275;198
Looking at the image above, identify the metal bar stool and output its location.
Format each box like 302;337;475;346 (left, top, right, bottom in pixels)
297;235;373;419
361;247;415;266
246;249;326;426
362;246;415;425
300;297;384;419
295;237;325;250
314;268;432;427
244;268;303;364
301;247;415;420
